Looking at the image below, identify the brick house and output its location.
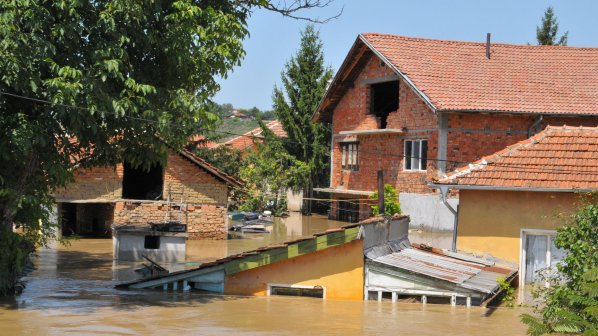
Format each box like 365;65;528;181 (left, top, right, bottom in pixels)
54;149;241;240
312;33;598;227
431;126;598;287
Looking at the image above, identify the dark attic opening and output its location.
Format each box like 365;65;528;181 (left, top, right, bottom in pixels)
122;161;164;200
370;80;399;129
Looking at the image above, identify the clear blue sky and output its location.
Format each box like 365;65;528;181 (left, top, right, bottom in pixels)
214;0;598;111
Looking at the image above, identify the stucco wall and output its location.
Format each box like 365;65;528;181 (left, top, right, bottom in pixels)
224;239;364;301
457;190;581;263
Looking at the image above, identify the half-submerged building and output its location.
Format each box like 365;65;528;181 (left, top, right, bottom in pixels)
54;149;241;242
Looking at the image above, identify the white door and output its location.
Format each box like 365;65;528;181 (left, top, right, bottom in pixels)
521;230;567;285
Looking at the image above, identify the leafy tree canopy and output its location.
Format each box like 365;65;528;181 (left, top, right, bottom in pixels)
537;6;568;46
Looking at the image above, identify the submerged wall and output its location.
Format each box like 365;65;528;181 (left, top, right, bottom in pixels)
224;239;364;301
457;190;580;263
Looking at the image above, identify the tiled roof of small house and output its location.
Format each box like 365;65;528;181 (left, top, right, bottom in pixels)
435;126;598;190
222;120;287;151
314;34;598;121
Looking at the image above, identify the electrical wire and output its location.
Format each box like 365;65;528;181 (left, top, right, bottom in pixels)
2;90;598;176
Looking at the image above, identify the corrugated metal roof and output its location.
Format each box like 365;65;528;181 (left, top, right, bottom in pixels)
371;244;516;294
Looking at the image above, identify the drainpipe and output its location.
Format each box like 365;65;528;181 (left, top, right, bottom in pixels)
438;185;459;252
527;115;543;137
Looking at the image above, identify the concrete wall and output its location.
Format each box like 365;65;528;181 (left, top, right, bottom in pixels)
399;193;458;232
224;239;364;301
457;190;580;263
113;232;186;262
286;189;303;212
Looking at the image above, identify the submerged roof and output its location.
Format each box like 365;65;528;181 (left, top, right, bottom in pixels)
314;33;598;121
369;242;516;294
435;126;598;191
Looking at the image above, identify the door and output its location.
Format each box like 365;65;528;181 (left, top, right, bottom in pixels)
521;230;567;285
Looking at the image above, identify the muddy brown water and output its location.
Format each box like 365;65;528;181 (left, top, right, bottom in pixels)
0;214;528;335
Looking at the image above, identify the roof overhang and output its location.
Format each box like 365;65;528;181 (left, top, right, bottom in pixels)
428;182;597;193
313;187;375;196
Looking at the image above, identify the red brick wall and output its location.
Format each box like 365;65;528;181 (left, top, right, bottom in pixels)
113;201;227;240
163;153;228;205
331;54;438;195
55;165;123;201
445;113;598;172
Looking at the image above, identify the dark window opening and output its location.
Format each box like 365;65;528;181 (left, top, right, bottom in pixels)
144;235;160;249
122;161;163;200
270;286;324;298
59;202;114;237
404;140;428;171
341;142;359;171
337;199;359;223
60;203;77;237
370;81;399;129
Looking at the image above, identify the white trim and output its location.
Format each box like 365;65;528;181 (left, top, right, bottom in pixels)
267;283;327;300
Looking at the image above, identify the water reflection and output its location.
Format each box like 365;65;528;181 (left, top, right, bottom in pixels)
0;213;528;335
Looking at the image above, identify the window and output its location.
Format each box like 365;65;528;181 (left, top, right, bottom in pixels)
370;81;399;129
269;284;324;299
122;161;164;200
521;230;566;286
144;235;160;249
404;140;428;171
341;142;359;171
337;199;359;223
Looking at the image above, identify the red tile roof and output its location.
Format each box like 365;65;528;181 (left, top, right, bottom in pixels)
436;126;598;190
358;34;598;115
223;120;287;151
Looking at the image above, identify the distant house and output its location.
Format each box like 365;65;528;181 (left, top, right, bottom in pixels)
430;126;598;287
222;119;286;154
54;149;241;240
228;110;252;120
312;33;598;227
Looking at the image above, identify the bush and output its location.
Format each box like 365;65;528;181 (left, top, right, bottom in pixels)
521;201;598;335
370;184;401;216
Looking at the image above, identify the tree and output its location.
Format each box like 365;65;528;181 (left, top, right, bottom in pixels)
0;0;337;294
239;121;310;214
521;199;598;335
537;6;569;46
271;24;333;192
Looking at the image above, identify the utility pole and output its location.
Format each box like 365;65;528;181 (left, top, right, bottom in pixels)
377;170;384;215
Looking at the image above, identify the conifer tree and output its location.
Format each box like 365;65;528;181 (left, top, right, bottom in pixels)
271;25;333;191
537;6;569;46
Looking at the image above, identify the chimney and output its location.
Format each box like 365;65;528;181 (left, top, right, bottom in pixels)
486;33;491;59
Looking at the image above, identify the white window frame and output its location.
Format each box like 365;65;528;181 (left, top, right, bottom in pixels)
519;229;561;289
404;139;428;171
341;142;359;171
267;283;326;300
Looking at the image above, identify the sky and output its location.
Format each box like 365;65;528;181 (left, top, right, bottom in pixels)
213;0;598;111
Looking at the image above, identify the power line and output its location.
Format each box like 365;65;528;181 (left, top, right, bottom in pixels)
2;90;598;176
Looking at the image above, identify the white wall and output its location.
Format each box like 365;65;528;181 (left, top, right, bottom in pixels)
399;193;458;232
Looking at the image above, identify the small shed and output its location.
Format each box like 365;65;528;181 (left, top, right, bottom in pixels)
364;241;517;306
113;224;187;262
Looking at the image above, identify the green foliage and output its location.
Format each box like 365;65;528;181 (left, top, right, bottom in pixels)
239;121;309;214
521;201;598;335
271;24;333;190
370;184;401;216
537;6;568;46
497;276;515;307
0;228;31;296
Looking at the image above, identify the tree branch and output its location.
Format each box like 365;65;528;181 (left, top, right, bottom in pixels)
261;0;343;23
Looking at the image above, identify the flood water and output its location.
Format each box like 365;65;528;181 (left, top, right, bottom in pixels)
0;213;528;335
